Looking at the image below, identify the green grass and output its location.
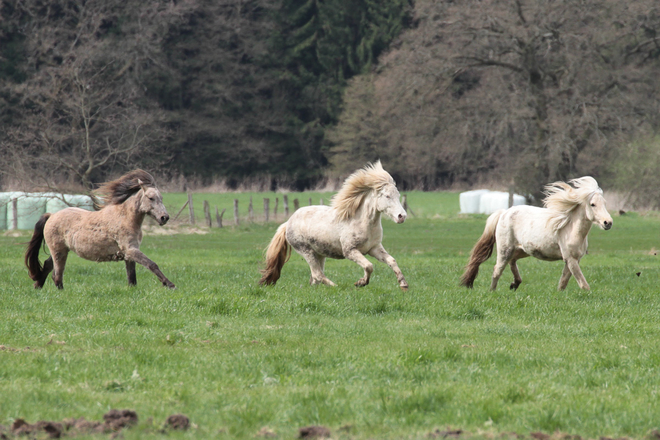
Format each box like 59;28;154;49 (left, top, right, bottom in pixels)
2;192;660;439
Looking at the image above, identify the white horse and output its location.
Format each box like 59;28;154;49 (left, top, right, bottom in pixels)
259;161;409;290
461;176;613;291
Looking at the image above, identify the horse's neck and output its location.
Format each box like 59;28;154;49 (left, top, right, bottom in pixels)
118;194;146;228
569;205;593;238
357;193;381;225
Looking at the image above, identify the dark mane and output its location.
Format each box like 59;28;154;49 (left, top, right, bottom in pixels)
94;169;156;208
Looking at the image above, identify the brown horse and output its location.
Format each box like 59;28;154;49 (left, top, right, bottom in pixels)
25;169;175;289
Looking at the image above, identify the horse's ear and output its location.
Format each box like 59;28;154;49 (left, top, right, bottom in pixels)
137;179;146;192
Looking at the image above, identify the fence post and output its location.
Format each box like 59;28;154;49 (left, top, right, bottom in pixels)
187;191;195;225
274;197;279;219
233;199;239;226
320;198;324;205
293;198;299;211
11;198;17;230
203;200;212;227
264;198;270;223
216;207;226;228
283;194;289;218
308;197;312;206
248;196;254;222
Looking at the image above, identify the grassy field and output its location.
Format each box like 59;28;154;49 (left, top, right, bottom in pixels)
1;191;660;439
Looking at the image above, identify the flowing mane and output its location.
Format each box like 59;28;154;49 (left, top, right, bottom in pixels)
331;161;396;221
94;169;157;208
543;176;602;232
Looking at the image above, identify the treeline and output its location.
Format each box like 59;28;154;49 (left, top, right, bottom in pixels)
1;0;660;201
0;0;412;190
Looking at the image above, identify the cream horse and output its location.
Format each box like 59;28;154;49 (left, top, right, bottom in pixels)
259;161;409;290
25;170;175;289
461;176;613;291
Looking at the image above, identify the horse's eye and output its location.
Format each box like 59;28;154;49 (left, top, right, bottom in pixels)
590;203;595;207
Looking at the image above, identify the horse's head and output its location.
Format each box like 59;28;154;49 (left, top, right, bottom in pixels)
138;181;170;226
585;191;612;230
376;184;407;224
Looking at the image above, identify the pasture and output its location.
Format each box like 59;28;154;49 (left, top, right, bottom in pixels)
1;191;660;439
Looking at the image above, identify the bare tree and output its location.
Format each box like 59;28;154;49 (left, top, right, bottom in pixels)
327;0;660;194
0;0;185;190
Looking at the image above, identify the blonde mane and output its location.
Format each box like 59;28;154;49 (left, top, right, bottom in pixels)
543;176;602;232
331;161;396;221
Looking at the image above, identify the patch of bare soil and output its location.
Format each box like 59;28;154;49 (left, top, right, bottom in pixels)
298;425;331;438
0;410;190;439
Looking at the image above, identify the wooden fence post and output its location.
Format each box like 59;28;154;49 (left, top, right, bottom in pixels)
248;196;254;222
216;207;226;228
320;198;324;205
293;198;299;211
203;200;212;227
187;192;195;225
234;199;239;226
308;197;312;206
264;198;270;222
274;197;279;219
11;198;17;230
283;194;289;217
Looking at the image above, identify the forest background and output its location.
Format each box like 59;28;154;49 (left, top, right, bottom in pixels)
1;0;659;205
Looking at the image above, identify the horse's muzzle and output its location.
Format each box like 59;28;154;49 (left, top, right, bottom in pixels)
160;214;170;225
603;220;612;230
396;213;406;224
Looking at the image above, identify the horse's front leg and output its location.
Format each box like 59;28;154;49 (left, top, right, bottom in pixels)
344;248;373;287
565;257;589;290
126;261;137;286
368;244;408;290
124;248;175;289
558;262;572;290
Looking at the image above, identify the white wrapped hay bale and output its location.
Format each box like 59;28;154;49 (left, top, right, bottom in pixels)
479;191;526;214
459;189;490;214
0;193;11;230
46;194;94;213
8;193;48;230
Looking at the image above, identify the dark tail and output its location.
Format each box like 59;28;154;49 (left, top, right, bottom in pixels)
259;223;290;286
25;213;51;282
460;210;504;288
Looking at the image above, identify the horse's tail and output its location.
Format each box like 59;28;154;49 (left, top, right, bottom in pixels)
460;209;504;288
259;223;291;286
25;213;51;281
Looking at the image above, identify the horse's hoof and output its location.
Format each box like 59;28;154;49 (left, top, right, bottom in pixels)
509;283;519;290
400;285;409;291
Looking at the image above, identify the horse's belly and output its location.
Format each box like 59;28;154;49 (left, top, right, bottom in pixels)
520;243;562;261
68;232;124;262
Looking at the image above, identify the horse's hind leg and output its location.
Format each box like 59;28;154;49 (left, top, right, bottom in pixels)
300;249;336;286
509;259;523;290
34;256;54;288
490;246;514;290
126;261;137;286
51;251;68;290
344;248;373;287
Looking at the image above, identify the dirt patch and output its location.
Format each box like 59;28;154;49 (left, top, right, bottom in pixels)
165;414;189;430
428;428;463;438
298;425;331;438
0;410;189;439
